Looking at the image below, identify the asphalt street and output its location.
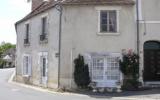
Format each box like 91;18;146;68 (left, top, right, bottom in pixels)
0;68;121;100
0;68;160;100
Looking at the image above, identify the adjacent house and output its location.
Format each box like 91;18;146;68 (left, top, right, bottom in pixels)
15;0;160;90
138;0;160;85
2;48;16;68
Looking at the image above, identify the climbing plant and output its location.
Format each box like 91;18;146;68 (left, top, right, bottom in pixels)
119;49;140;90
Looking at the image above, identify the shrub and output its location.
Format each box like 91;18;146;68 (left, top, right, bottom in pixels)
74;54;91;88
119;49;140;90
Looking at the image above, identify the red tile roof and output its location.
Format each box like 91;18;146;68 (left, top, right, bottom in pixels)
15;0;134;25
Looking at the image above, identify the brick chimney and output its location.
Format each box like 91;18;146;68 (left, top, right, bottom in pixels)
32;0;44;11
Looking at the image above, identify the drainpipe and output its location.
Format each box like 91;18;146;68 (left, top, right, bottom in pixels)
136;0;140;55
55;3;63;88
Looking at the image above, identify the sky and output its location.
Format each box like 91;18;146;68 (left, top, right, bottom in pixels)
0;0;31;44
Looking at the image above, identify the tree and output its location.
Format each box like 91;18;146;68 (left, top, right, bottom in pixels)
74;55;91;88
0;42;16;68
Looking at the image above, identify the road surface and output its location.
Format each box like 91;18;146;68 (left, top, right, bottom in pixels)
0;68;159;100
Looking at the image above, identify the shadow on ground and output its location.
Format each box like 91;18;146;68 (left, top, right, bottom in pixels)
70;88;160;98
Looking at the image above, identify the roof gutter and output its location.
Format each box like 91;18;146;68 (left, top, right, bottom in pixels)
55;2;63;88
136;0;140;55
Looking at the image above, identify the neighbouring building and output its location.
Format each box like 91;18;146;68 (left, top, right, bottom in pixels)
15;0;160;90
2;48;16;68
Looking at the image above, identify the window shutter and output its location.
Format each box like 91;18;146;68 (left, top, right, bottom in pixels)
23;56;26;75
28;56;32;76
38;53;41;72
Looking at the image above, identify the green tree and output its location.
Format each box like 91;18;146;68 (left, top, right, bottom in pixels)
0;42;16;68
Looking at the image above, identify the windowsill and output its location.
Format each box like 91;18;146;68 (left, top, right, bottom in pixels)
97;32;120;36
39;39;48;44
24;43;30;47
22;75;30;77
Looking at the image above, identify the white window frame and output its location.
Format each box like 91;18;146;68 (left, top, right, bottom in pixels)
22;54;32;76
24;21;31;40
41;14;49;35
95;6;120;35
87;52;122;88
38;52;48;85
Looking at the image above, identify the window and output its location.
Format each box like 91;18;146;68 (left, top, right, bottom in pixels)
23;55;32;76
42;17;47;35
42;57;47;77
24;24;30;44
90;54;121;82
38;52;48;78
40;17;48;41
106;56;120;80
100;10;117;33
92;57;104;81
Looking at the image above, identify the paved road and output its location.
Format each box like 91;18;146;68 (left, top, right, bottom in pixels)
0;68;119;100
0;68;160;100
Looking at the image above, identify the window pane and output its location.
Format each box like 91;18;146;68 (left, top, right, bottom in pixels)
42;58;46;77
100;11;108;32
42;17;47;34
26;24;29;39
26;57;29;74
109;11;117;32
101;11;108;18
101;24;107;32
92;58;104;80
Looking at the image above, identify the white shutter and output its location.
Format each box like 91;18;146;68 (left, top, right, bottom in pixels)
38;53;41;72
22;56;26;75
84;53;92;77
45;55;48;82
28;56;32;76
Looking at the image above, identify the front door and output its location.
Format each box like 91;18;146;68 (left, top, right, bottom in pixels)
144;41;160;81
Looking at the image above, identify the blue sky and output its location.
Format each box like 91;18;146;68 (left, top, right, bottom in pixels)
0;0;31;44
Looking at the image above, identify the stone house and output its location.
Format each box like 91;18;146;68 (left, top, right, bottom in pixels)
15;0;160;90
2;48;16;68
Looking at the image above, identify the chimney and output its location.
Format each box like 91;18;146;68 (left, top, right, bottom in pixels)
32;0;44;11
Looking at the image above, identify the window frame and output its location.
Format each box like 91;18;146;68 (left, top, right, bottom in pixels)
96;7;120;35
24;21;31;45
41;16;48;35
22;54;32;76
25;23;30;39
38;52;48;78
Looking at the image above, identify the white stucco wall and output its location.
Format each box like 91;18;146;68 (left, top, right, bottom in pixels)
139;0;160;83
16;8;60;88
60;5;136;89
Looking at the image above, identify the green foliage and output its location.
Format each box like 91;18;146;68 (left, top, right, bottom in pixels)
0;42;15;54
0;42;15;68
74;55;91;88
119;50;140;89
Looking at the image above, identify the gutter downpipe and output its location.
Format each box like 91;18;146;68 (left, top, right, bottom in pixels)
136;0;140;55
55;2;63;88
